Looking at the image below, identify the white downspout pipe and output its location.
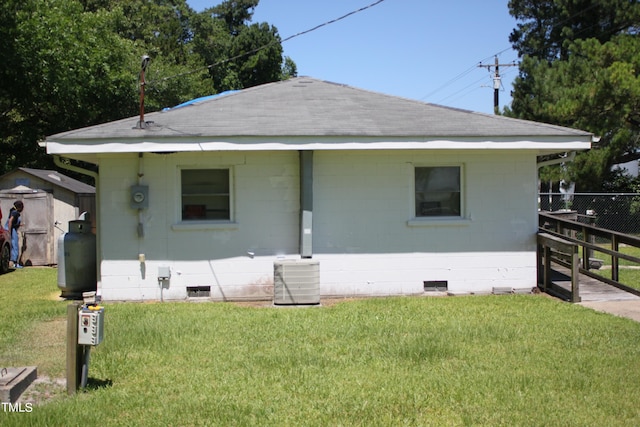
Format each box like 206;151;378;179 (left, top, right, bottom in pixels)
54;155;98;182
536;151;576;212
537;151;576;169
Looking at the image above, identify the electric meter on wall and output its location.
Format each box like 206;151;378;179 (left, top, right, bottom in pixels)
133;192;145;203
130;185;149;209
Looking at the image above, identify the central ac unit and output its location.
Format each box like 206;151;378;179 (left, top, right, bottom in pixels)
273;259;320;305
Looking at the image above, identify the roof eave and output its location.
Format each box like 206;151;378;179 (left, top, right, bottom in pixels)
43;135;592;155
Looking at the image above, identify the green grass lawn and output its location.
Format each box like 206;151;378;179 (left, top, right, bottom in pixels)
592;244;640;267
618;269;640;289
590;245;640;290
2;268;640;426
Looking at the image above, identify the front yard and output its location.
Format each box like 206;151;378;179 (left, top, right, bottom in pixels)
2;268;640;426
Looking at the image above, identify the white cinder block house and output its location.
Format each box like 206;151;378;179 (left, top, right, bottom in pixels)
42;77;593;301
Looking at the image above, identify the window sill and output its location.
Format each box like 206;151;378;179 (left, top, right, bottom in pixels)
407;217;472;227
171;221;239;231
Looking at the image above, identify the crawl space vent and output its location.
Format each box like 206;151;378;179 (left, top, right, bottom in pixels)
424;281;448;292
187;286;211;298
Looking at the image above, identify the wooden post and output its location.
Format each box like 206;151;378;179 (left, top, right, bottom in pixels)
66;302;82;395
536;241;543;287
582;226;589;270
612;235;619;282
571;245;581;303
543;245;550;293
538;232;580;302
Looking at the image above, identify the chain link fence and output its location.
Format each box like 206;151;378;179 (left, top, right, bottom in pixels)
539;193;640;235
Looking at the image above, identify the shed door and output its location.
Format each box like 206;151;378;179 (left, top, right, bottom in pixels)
19;192;53;266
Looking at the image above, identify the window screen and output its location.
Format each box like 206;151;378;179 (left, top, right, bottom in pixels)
415;166;461;217
181;169;230;220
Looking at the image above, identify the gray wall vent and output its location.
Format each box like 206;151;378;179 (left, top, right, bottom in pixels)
274;260;320;305
424;280;448;292
187;286;211;298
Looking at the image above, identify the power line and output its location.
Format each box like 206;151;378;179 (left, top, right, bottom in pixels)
420;48;514;102
148;0;388;86
432;62;518;110
420;65;478;101
421;2;608;109
282;0;386;44
435;74;490;105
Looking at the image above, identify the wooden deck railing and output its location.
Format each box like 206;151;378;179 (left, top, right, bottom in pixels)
537;232;580;302
538;211;640;299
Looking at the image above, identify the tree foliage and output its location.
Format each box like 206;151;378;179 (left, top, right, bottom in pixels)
0;0;296;176
506;0;640;191
509;0;638;60
0;0;140;172
191;1;286;92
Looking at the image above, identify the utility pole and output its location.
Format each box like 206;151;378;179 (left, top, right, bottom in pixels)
478;56;517;114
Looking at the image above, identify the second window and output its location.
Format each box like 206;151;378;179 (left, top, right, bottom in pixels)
415;166;461;217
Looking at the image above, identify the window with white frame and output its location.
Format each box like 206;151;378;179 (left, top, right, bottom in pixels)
181;168;231;221
414;166;461;217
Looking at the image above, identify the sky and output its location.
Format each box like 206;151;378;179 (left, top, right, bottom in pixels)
186;0;520;115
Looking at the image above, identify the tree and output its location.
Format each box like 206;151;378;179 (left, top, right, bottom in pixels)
0;0;295;176
506;0;640;191
192;0;292;92
281;56;298;80
0;0;141;173
210;0;259;35
231;22;284;87
80;0;217;109
102;0;195;64
508;0;639;60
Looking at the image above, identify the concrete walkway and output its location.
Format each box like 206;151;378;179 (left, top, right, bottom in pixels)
547;266;640;322
579;300;640;322
576;275;640;322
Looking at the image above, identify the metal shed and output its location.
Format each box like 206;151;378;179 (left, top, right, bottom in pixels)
0;168;95;266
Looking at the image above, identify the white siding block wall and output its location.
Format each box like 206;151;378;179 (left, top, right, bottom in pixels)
97;149;539;301
312;150;538;295
98;151;299;300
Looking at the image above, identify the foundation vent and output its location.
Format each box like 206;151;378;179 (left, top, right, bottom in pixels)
187;286;211;298
424;280;448;292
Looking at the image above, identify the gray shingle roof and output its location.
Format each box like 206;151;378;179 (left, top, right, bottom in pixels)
47;77;591;141
15;168;95;194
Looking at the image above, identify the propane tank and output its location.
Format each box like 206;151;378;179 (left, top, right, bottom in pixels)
57;220;96;299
